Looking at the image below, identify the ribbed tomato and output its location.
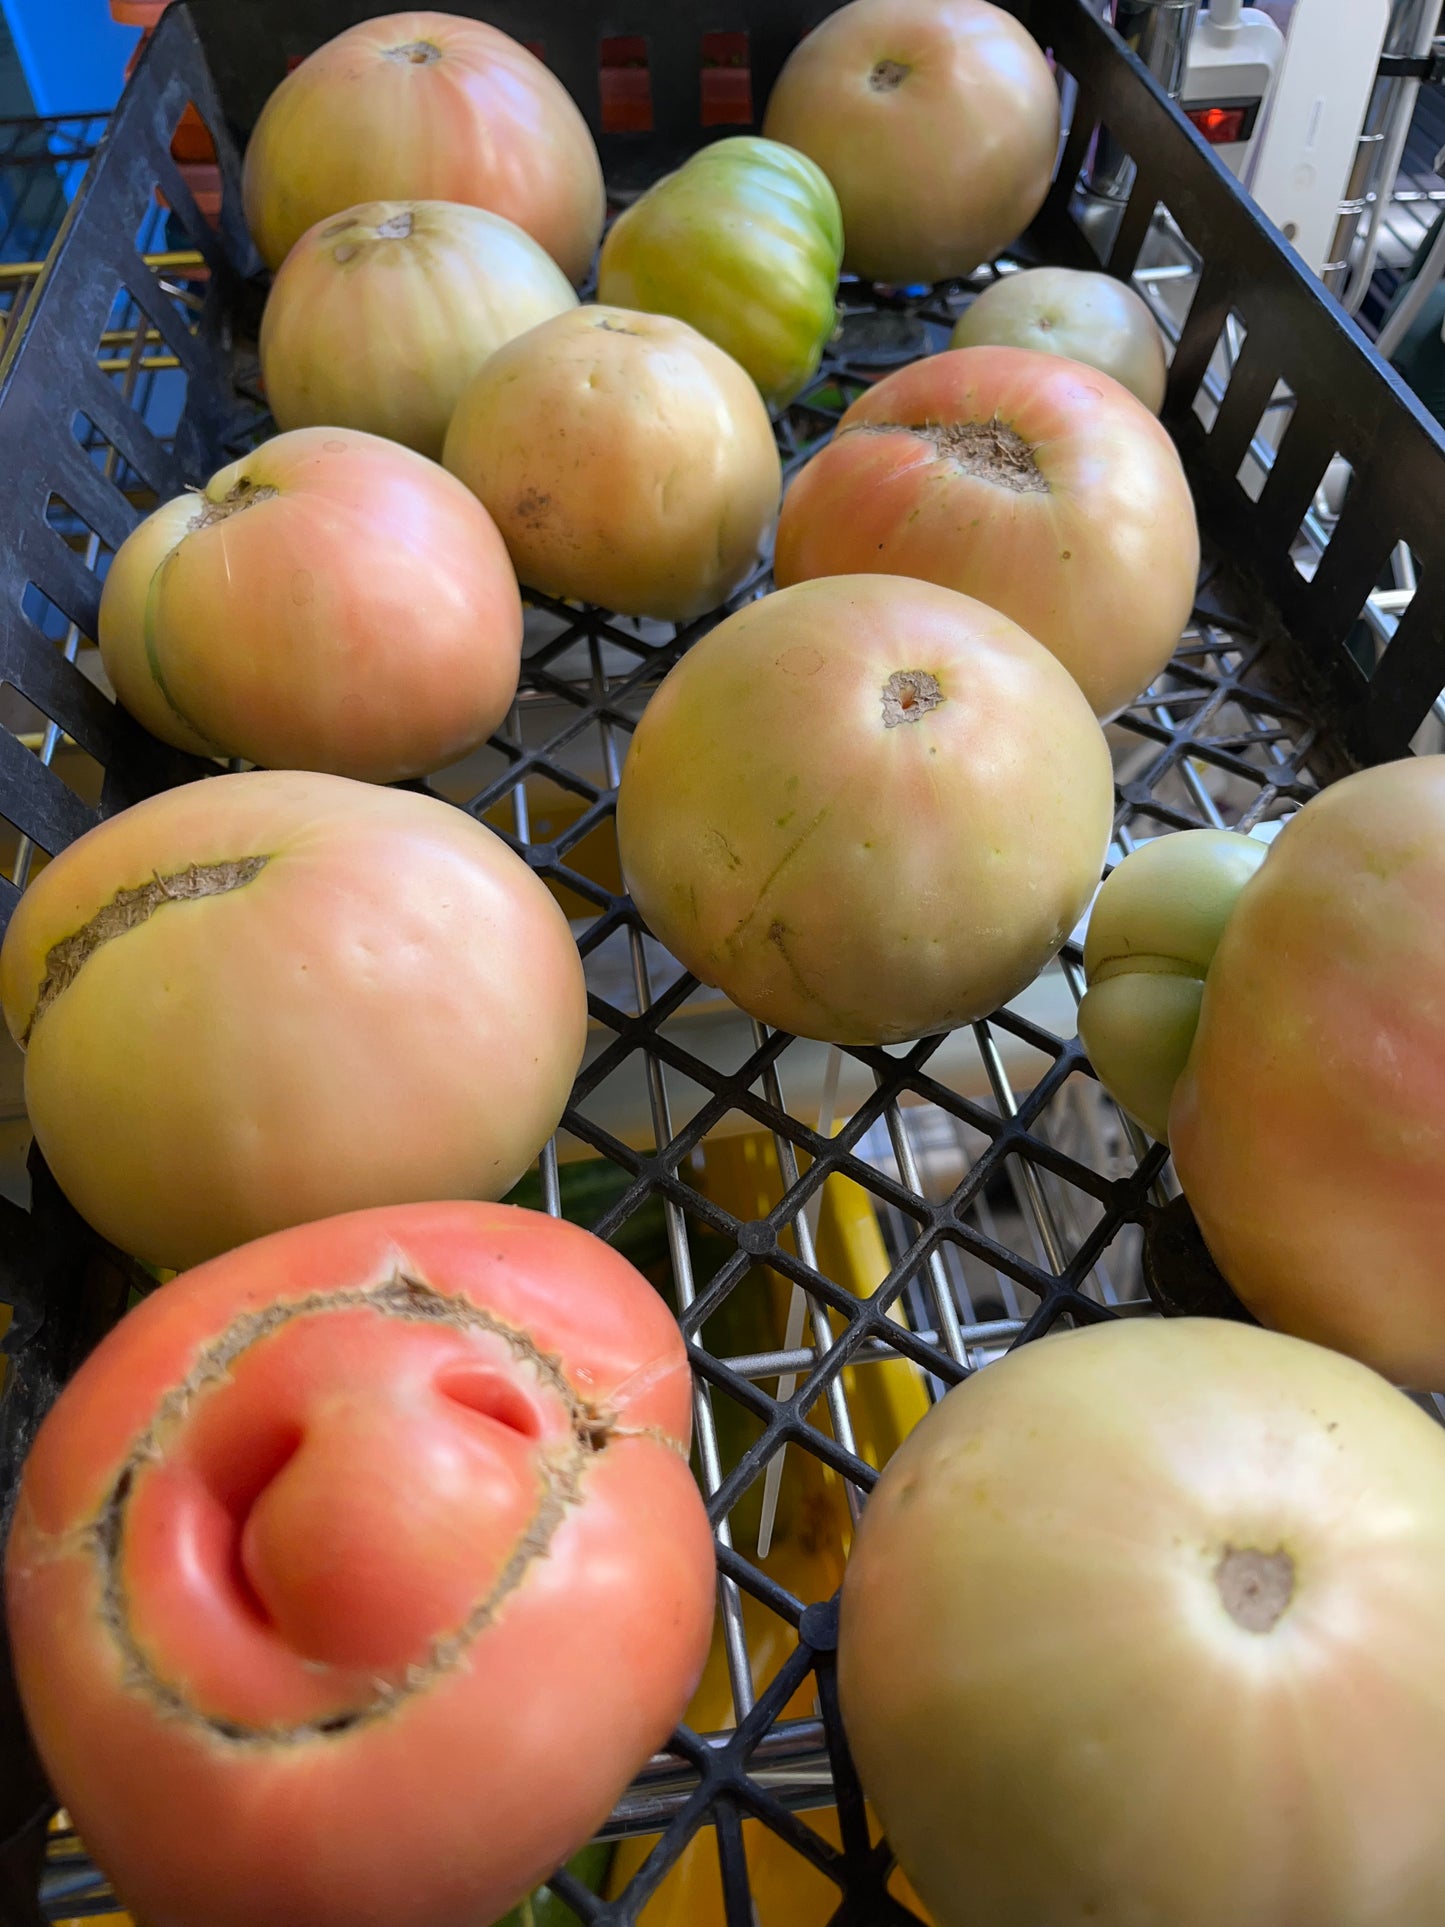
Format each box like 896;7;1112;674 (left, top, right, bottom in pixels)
242;12;605;279
597;137;843;410
7;1202;716;1927
1077;828;1268;1142
260;201;577;460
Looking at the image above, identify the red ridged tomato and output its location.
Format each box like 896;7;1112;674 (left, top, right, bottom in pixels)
7;1202;716;1927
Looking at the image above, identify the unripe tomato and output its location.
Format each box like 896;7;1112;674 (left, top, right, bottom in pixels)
598;137;843;410
243;11;605;281
443;306;781;621
1078;759;1445;1388
1170;759;1445;1386
841;1316;1445;1927
1078;829;1267;1141
99;428;523;785
951;266;1169;413
775;345;1200;718
762;0;1059;286
260;201;578;460
0;771;587;1269
617;576;1113;1045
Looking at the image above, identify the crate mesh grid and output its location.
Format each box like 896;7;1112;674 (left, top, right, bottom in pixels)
13;455;1343;1927
5;2;1445;1921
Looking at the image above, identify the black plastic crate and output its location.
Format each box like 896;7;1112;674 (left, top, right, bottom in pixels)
1;3;1444;1922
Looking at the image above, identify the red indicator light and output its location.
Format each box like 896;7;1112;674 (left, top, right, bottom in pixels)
1188;104;1249;144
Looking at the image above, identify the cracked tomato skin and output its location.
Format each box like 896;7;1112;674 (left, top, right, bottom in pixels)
0;770;587;1270
6;1202;716;1927
774;345;1199;718
615;574;1113;1044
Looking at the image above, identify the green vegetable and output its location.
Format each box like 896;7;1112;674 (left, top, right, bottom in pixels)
492;1842;614;1925
1077;830;1267;1141
597;136;844;410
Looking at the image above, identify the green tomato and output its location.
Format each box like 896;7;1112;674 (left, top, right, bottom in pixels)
492;1843;613;1926
597;136;843;411
1078;830;1268;1142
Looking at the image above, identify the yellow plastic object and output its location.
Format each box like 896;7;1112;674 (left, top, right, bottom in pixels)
480;781;624;921
607;1132;934;1922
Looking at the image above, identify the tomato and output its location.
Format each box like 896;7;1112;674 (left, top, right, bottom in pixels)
1077;829;1267;1141
1077;762;1445;1386
242;12;605;280
99;427;524;782
0;771;588;1270
99;427;523;785
596;137;843;411
616;576;1113;1045
498;1846;613;1927
1167;760;1445;1386
260;201;578;460
442;306;781;621
840;1315;1445;1927
7;1202;716;1927
951;265;1169;413
761;0;1059;286
774;344;1200;718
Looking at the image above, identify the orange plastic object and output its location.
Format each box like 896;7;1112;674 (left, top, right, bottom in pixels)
109;0;170;25
120;7;218;172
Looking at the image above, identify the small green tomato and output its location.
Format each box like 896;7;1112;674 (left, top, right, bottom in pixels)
951;266;1169;413
1078;829;1268;1140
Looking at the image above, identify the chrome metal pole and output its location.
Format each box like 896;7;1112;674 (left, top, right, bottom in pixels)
1086;1;1207;200
1325;0;1441;303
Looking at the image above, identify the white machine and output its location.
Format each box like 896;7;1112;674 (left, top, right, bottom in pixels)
1179;0;1287;180
1180;0;1436;288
